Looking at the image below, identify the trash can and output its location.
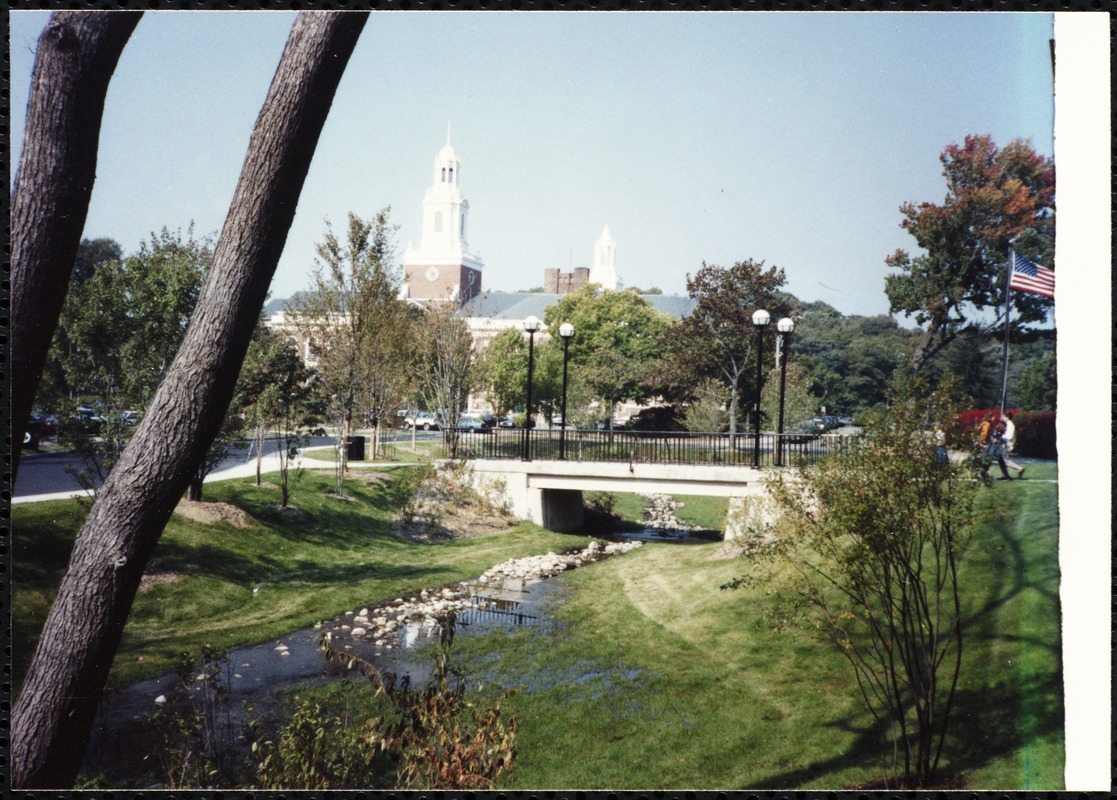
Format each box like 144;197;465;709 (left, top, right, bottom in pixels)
346;435;366;461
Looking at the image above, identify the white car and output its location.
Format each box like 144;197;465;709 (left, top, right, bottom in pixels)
406;411;443;431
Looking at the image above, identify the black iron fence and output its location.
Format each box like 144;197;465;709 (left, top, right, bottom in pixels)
455;427;848;468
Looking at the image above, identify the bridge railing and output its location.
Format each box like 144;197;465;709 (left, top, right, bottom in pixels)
458;427;848;468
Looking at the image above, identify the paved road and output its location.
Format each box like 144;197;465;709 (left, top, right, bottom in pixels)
13;431;440;503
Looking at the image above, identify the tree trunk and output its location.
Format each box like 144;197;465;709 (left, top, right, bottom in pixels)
10;11;142;482
11;12;368;788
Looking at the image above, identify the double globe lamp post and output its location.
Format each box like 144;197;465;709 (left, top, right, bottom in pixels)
751;310;796;468
775;316;795;466
558;322;575;460
521;315;541;461
521;317;575;462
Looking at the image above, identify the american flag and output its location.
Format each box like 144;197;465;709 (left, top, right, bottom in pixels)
1009;253;1055;299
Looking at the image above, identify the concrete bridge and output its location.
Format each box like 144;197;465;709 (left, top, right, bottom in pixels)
459;428;841;536
467;457;772;537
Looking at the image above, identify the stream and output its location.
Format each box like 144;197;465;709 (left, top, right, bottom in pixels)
80;539;648;785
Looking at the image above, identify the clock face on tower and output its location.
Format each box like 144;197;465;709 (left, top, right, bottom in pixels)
425;267;440;282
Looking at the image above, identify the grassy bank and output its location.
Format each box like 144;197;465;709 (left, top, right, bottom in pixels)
12;463;1062;789
12;467;579;689
446;463;1063;789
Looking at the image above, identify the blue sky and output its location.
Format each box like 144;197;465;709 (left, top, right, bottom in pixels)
10;10;1056;318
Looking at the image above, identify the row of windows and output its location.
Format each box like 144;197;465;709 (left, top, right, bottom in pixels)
440;166;457;182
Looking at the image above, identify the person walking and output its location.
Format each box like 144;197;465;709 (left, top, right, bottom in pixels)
978;413;994;447
994;412;1026;480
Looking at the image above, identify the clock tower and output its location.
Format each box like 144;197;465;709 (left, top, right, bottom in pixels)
402;131;483;303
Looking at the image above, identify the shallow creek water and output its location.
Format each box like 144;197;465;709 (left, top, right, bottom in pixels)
80;526;715;784
81;536;679;783
81;574;563;782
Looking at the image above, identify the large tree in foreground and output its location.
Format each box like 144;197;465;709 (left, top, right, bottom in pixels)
741;376;978;787
11;10;143;480
11;12;368;787
885;134;1055;370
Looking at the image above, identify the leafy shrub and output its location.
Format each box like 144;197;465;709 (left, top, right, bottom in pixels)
584;491;617;516
248;625;518;790
145;645;238;788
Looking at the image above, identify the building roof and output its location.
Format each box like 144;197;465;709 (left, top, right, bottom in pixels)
264;290;695;325
456;291;696;323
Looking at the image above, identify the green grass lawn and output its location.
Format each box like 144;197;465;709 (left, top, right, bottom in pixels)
445;463;1064;789
12;462;1063;789
12;468;579;689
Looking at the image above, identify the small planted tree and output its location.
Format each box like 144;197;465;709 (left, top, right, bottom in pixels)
417;303;476;459
287;209;405;495
736;376;978;787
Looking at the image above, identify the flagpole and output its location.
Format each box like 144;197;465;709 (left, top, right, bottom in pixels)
998;245;1014;417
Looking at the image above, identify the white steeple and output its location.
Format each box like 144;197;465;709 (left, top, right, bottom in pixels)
402;128;483;303
590;225;618;290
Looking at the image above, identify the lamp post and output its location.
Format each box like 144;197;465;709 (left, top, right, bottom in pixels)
775;316;795;466
522;315;541;460
751;309;771;468
558;322;575;460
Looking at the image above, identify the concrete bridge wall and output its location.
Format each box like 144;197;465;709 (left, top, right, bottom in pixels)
466;459;772;536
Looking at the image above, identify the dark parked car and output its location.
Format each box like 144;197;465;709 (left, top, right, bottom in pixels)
785;421;823;444
625;406;685;432
74;406;105;434
453;416;492;433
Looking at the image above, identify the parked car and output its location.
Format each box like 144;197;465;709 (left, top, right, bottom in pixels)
119;410;140;425
406;411;442;431
625;406;685;432
453;416;491;433
74;406;105;434
497;416;516;428
785;421;823;444
838;416;856;426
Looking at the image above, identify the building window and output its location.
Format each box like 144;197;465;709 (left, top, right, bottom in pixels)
441;167;446;182
448;167;454;183
306;336;320;364
434;211;443;233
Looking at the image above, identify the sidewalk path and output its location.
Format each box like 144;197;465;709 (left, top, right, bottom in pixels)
12;447;424;505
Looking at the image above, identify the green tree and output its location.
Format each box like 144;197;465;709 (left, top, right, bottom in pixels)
286;209;407;492
540;286;670;427
885;135;1055;369
751;376;978;787
760;360;815;432
790;301;915;416
1013;348;1056;411
51;228;211;496
683;377;729;432
476;327;528;417
73;237;123;286
661;260;792;436
417;303;476;458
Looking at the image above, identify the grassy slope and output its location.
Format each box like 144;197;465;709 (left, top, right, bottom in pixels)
12;468;580;689
12;465;1063;789
450;466;1064;789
